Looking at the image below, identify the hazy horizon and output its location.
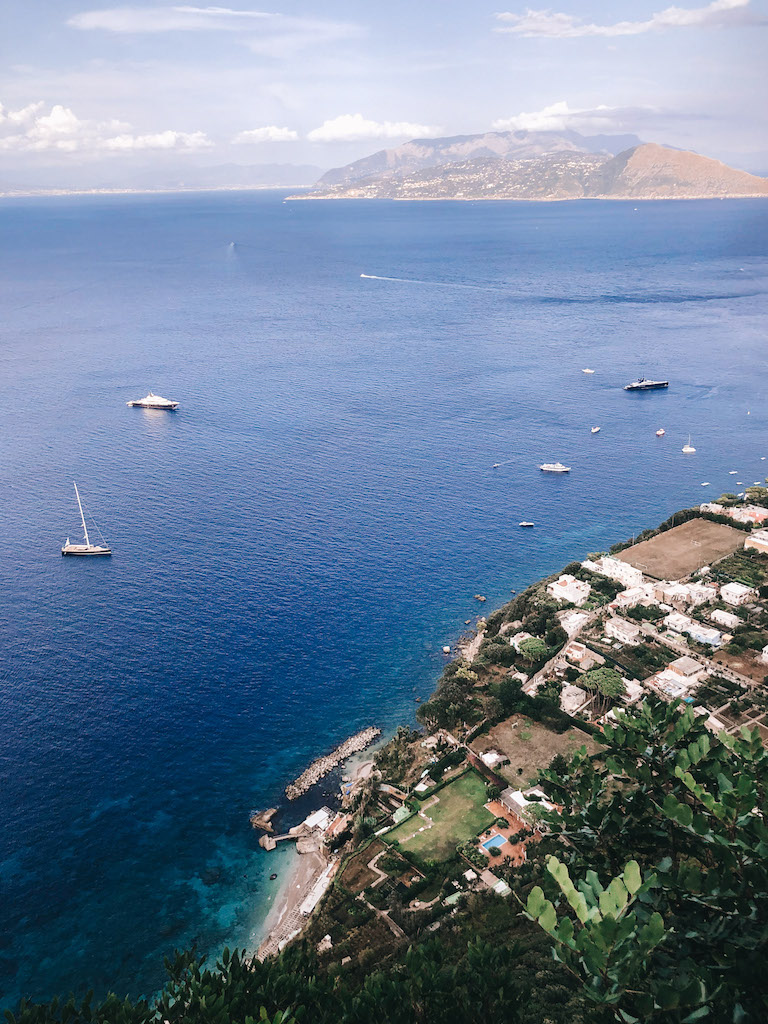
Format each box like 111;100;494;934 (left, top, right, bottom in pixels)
2;1;768;190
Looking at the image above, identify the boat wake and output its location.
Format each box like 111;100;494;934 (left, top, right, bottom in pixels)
360;273;498;291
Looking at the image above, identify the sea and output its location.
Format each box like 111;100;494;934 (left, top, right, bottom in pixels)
0;191;766;1007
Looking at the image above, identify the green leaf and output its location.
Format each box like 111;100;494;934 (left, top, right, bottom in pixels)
623;860;641;895
538;902;557;934
638;911;665;950
526;886;546;918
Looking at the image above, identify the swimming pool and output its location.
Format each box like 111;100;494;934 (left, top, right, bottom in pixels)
482;834;506;851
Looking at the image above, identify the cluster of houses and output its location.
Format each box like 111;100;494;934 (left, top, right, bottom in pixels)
505;540;768;726
700;503;768;527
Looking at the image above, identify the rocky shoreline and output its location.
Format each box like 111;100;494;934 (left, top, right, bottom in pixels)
285;727;381;800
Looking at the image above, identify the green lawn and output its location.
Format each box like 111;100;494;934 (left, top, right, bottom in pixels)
385;770;494;863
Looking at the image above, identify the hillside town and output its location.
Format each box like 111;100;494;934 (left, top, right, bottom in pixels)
254;500;768;970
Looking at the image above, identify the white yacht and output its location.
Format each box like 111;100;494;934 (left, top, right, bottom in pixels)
591;426;600;434
62;483;112;556
539;462;571;473
127;391;179;410
656;428;666;437
682;436;696;453
519;521;535;528
582;368;595;374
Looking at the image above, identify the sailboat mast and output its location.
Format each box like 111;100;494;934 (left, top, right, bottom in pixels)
73;482;90;546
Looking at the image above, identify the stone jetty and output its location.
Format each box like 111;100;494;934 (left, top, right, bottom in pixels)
250;807;279;833
285;727;381;801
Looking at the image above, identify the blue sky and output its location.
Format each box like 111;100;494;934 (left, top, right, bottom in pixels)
1;0;766;179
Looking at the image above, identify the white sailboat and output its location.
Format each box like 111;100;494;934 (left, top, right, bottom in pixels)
682;435;696;454
62;483;112;556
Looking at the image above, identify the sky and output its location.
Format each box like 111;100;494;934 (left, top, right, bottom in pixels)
1;0;767;185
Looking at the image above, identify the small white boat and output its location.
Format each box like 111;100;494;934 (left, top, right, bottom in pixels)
492;463;500;469
582;368;595;374
762;457;766;461
519;521;535;528
591;426;600;434
737;481;743;485
682;435;696;454
539;462;571;473
62;483;111;556
729;470;737;474
701;482;710;486
127;391;179;410
656;428;665;437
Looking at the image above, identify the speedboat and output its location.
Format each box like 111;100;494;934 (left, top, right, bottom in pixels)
656;429;665;437
624;378;669;391
62;483;112;556
591;426;600;434
582;368;595;374
127;391;179;410
701;482;710;486
539;462;571;473
729;470;737;474
682;435;696;453
519;521;535;528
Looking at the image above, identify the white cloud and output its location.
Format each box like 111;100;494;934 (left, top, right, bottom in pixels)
100;130;212;150
0;100;211;154
495;0;759;38
68;6;275;32
491;101;652;133
68;7;363;56
306;113;440;143
233;125;298;143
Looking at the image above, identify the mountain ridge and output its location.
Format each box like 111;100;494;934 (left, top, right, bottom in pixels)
301;140;768;202
317;128;643;187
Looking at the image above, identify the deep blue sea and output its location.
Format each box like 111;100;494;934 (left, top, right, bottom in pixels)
0;191;766;1006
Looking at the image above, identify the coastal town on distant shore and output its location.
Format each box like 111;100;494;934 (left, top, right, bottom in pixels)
252;489;768;964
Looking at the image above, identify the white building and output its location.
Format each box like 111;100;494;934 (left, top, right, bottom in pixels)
655;581;717;609
700;503;725;516
582;555;644;588
728;505;768;526
721;582;756;606
509;630;534;652
501;786;556;822
760;643;768;665
480;749;509;769
663;612;722;647
667;656;708;684
546;574;591;607
621;678;645;704
612;583;658;609
563;640;604;671
557;608;590;637
605;616;642;646
710;608;741;630
560;684;589;714
745;529;768;555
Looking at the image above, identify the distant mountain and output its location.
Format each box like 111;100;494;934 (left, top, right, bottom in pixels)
317;129;643;187
301;142;768;202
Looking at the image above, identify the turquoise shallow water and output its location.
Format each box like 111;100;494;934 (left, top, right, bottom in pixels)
0;192;766;1006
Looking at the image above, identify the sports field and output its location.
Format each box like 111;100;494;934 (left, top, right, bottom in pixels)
616;518;744;580
385;770;494;862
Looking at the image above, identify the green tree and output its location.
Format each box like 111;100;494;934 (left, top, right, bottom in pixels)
577;667;625;714
518;637;549;664
532;699;768;1021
